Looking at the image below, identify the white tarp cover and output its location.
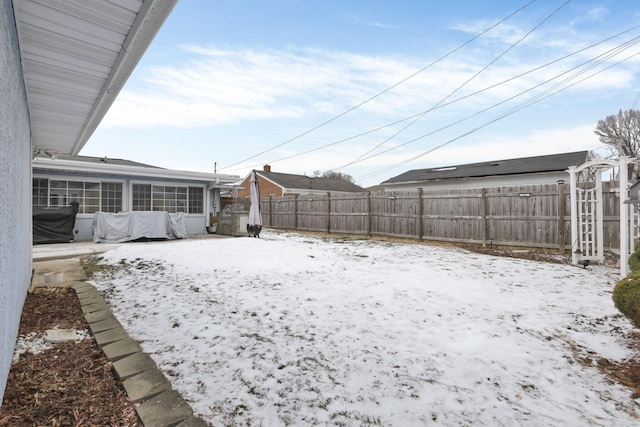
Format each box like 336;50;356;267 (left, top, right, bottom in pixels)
92;211;188;243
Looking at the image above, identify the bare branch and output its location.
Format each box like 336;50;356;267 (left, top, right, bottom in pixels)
594;109;640;180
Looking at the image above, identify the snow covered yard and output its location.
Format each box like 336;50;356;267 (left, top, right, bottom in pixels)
90;230;639;426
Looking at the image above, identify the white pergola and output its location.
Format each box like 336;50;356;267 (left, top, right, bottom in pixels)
568;156;634;277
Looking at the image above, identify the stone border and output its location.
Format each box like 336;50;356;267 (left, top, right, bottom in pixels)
71;281;209;426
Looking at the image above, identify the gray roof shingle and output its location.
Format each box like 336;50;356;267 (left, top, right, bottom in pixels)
259;171;366;192
383;151;591;184
55;154;164;169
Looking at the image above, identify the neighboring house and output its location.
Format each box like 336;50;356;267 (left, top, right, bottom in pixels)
32;155;239;240
0;0;177;401
236;165;366;198
382;151;592;192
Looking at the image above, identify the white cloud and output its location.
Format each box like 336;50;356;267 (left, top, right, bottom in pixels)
101;46;415;129
91;22;639;189
450;20;528;45
396;124;603;169
347;14;401;29
587;6;609;21
99;32;639;135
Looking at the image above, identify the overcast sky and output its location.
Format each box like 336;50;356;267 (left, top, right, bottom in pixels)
80;0;640;187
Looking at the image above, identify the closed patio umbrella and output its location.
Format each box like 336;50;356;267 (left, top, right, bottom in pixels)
247;170;262;237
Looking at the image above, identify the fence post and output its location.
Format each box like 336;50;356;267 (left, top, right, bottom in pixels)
268;195;273;227
294;194;298;230
367;191;372;237
619;157;630;277
417;188;423;240
481;188;489;247
326;192;331;234
557;180;565;255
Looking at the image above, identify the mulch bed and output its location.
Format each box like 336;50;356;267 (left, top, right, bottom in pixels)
0;287;140;426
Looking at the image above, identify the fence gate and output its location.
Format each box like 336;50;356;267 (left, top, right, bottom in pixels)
569;157;634;277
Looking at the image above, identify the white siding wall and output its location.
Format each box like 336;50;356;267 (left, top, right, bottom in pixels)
0;2;32;401
184;215;207;235
74;217;94;241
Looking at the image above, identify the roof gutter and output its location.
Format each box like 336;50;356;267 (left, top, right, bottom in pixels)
70;0;178;155
33;157;240;184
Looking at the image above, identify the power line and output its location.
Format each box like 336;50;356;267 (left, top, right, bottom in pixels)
252;24;640;172
357;42;640;181
339;0;572;171
355;44;640;182
218;0;537;171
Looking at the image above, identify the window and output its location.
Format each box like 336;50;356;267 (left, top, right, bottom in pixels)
32;178;48;207
132;183;203;214
85;182;101;213
101;182;122;213
132;184;151;211
32;178;122;214
188;187;203;214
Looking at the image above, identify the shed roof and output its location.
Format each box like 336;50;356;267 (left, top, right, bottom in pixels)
258;171;366;193
383;151;591;184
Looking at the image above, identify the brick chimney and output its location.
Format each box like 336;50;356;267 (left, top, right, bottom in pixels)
263;164;271;172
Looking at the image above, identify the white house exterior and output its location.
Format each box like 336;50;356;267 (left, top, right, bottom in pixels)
0;0;176;402
32;156;239;240
0;2;31;404
382;151;592;192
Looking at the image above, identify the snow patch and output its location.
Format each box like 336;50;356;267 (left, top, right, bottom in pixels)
90;230;639;426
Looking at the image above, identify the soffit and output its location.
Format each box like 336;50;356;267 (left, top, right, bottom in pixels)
12;0;177;156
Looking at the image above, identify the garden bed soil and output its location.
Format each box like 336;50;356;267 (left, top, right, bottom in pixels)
0;287;140;426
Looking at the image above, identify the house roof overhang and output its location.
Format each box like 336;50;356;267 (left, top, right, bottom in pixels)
13;0;177;156
33;157;240;184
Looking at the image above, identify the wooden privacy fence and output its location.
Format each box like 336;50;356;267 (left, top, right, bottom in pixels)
258;182;625;251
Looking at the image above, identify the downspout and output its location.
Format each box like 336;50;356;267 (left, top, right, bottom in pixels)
205;182;213;233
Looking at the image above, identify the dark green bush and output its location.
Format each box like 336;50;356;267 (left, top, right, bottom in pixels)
630;243;640;273
629;251;640;273
613;270;640;328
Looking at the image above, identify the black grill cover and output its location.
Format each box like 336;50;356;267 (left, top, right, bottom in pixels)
33;203;79;244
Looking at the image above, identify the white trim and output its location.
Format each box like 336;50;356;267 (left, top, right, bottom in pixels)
33;157;240;183
32;172;125;185
569;158;620;173
129;179;208;187
254;172;285;191
620;158;630;277
70;0;179;154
